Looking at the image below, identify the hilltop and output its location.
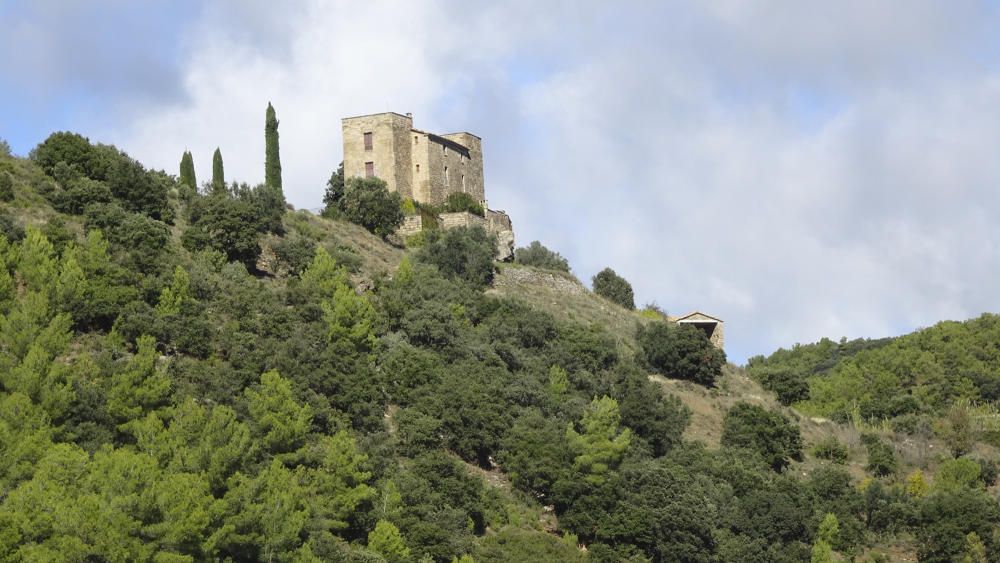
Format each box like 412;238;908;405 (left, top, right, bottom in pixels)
0;133;997;562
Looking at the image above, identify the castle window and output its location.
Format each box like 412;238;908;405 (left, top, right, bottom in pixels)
444;166;449;185
414;135;418;144
415;164;420;173
363;132;373;151
461;174;465;190
365;161;374;177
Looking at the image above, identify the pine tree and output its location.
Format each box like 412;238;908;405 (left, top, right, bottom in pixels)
367;520;410;563
265;102;282;191
566;396;631;485
211;148;225;195
178;151;196;191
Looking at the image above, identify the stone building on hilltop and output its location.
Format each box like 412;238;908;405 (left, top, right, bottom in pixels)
342;112;514;258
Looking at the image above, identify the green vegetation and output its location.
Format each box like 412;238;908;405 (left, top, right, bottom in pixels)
0;132;996;562
335;176;404;239
416;226;495;288
638;321;726;386
178;150;196;196
811;436;848;464
514;240;570;272
0;172;12;202
323;161;345;211
721;402;803;471
592;266;634;309
265;102;282;191
211;147;225;194
747;316;1000;423
443;192;484;216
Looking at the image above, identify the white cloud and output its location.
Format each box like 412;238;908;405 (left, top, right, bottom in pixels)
99;1;1000;362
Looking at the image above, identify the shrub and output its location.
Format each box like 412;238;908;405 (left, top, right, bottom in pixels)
0;138;10;157
32;132;171;221
401;198;418;216
811;436;848;463
443;192;484;217
861;435;897;477
338;177;404;238
916;488;1000;562
54;177;113;214
637;321;725;386
85;203;170;274
975;457;998;487
514;241;570;272
721;402;803;471
592;267;634;309
31;132;103;177
271;234;316;276
639;303;666;320
0;171;13;201
416;226;495;288
0;212;25;242
106;152;171;221
934;458;981;491
404;231;427;248
183;192;274;268
754;366;810;406
497;410;572;500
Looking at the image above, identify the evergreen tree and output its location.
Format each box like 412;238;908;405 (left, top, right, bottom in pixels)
211;148;225;195
566;396;631;485
179;151;196;192
265;102;282;191
368;520;410;563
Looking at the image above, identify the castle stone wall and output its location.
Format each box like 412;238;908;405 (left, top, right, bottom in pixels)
342;112;484;207
441;132;485;204
397;215;424;237
439;211;486;230
342;112;414;200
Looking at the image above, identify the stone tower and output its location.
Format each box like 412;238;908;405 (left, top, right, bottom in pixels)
341;112;485;207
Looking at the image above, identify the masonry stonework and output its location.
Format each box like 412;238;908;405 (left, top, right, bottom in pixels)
343;112;485;207
342;111;514;259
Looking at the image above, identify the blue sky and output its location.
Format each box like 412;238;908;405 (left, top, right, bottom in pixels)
3;1;1000;363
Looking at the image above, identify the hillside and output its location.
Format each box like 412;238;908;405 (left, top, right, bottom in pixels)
0;134;998;562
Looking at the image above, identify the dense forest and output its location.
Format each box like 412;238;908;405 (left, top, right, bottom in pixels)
0;119;997;562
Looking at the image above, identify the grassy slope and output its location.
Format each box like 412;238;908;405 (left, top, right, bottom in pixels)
488;262;653;355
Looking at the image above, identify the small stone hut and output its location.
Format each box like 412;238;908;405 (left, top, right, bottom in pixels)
674;311;724;350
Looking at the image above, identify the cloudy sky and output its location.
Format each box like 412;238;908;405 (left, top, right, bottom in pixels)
3;1;1000;362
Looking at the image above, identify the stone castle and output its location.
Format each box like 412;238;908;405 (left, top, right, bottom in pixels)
342;112;514;258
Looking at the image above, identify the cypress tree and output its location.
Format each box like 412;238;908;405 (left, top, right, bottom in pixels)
265;102;282;191
212;148;225;195
178;151;196;191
